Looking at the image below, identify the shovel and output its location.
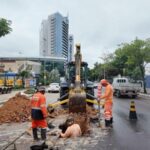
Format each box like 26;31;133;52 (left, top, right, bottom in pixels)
98;98;101;127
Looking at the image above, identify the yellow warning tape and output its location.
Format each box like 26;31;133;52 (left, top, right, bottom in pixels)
48;99;104;108
86;99;104;106
48;99;69;107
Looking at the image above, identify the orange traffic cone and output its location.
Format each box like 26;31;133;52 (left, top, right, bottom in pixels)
129;101;137;120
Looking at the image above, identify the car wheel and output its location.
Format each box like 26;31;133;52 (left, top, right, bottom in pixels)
116;90;121;98
132;95;137;98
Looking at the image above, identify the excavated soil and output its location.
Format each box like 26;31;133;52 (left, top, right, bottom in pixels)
0;93;31;124
49;105;98;134
49;105;98;118
70;106;98;134
0;94;98;134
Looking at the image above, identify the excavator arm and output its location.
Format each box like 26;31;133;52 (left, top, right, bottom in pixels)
69;44;86;113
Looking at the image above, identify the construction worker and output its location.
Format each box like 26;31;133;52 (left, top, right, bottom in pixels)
97;79;113;128
60;116;82;138
31;87;48;141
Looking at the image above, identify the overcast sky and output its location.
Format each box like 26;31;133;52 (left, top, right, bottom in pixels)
0;0;150;68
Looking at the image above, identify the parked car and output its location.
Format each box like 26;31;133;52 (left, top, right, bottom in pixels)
46;83;60;93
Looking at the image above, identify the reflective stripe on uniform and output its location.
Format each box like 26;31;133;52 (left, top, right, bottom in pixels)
40;104;46;107
104;111;112;120
32;96;39;101
32;107;41;110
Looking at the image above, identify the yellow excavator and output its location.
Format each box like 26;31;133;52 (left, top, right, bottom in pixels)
68;44;87;113
47;44;102;114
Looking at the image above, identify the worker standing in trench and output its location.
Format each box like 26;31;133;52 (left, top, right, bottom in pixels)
59;116;82;138
31;87;48;141
97;79;113;128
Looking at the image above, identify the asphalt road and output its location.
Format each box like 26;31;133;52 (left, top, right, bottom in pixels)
90;96;150;150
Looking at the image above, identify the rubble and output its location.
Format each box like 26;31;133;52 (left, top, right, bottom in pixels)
0;93;31;124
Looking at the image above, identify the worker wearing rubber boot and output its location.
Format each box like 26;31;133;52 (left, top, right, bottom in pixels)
31;87;47;141
60;116;82;138
98;79;113;128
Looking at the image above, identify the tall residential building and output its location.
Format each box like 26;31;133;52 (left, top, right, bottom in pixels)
40;12;69;59
68;34;74;62
39;20;48;56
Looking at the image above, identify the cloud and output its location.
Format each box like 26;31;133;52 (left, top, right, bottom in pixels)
0;0;150;68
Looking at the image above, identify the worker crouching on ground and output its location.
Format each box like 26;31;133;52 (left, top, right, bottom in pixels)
97;79;113;128
31;87;48;141
60;116;82;138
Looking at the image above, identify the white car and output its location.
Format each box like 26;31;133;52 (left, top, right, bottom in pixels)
47;83;60;93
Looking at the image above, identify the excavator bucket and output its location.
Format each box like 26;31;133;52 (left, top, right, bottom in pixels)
69;92;86;113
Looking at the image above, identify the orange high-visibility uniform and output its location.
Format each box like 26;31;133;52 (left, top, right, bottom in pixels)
31;92;47;129
100;83;113;120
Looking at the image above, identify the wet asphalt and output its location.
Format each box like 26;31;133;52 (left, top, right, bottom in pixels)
89;96;150;150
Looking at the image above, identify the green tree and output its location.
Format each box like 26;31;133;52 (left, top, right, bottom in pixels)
117;38;150;93
19;70;30;87
0;18;12;37
112;47;128;76
89;62;104;81
49;69;60;83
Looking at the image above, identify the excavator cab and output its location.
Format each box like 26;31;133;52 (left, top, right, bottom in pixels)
67;61;88;86
59;44;95;113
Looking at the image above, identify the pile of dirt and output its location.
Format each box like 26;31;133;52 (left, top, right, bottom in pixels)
51;105;98;135
48;108;68;118
67;106;98;134
86;105;98;116
48;105;97;118
0;93;31;124
72;113;90;135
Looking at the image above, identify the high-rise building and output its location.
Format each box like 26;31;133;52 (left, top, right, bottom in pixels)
68;34;74;62
40;12;69;59
39;20;48;56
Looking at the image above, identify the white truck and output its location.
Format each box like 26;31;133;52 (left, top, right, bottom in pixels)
112;77;142;98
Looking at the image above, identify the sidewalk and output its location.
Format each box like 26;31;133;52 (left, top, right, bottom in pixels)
139;88;150;99
0;90;24;105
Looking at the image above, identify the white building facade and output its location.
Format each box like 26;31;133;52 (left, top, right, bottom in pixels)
40;12;69;59
68;34;74;62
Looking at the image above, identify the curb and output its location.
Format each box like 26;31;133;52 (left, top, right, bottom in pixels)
139;93;150;99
